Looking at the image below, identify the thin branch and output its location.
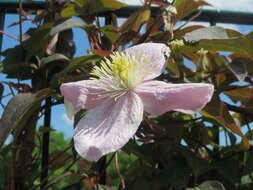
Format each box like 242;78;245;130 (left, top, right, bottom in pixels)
176;9;203;30
115;153;126;190
0;30;19;41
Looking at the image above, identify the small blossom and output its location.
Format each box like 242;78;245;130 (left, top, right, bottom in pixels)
60;43;214;161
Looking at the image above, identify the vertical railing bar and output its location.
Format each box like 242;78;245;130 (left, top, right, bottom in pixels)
40;97;52;189
0;9;6;60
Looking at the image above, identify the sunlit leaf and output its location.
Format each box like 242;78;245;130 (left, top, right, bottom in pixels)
120;6;151;33
61;0;127;22
184;26;230;42
184;29;253;53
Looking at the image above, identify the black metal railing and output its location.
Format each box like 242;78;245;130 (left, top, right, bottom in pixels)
0;2;253;24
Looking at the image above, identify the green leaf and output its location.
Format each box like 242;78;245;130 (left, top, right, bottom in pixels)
184;30;253;53
153;154;190;188
88;0;127;14
174;25;205;39
99;25;119;43
124;159;154;190
122;140;153;164
175;0;210;21
120;6;151;33
224;86;253;104
0;89;54;148
200;95;244;137
61;0;127;22
179;145;211;177
187;181;225;190
25;23;53;59
215;155;241;184
50;54;101;88
184;26;230;42
61;3;79;17
41;53;70;68
64;54;101;72
1;45;33;79
50;19;83;36
49;151;72;170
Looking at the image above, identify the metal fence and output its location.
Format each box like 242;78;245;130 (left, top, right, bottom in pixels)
1;1;253;52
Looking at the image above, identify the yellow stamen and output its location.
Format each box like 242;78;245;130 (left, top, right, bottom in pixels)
91;52;140;89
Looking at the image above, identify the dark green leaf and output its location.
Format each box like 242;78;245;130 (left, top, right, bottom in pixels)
25;23;53;59
200;95;244;137
50;54;101;88
0;89;54;148
215;155;241;184
99;25;119;43
122;140;153;164
1;45;33;79
179;145;211;176
41;53;70;68
175;0;210;21
50;19;83;36
49;151;72;170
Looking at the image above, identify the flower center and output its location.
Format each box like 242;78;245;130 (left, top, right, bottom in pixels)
91;52;143;90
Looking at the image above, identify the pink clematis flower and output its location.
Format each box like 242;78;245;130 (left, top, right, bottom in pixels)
60;43;214;162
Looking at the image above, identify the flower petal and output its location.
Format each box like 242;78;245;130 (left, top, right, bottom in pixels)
125;43;170;80
60;80;108;116
135;80;214;115
74;92;144;161
64;97;76;119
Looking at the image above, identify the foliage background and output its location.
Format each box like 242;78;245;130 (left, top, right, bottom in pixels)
1;0;253;189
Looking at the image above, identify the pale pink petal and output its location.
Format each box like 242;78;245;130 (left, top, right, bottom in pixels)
125;43;170;80
135;80;214;115
74;92;144;161
64;98;76;119
60;80;108;115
